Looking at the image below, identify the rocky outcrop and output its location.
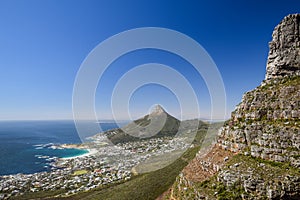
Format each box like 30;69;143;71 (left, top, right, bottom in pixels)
266;14;300;80
171;153;300;200
216;155;300;200
217;13;300;167
167;14;300;200
218;77;300;167
214;14;300;199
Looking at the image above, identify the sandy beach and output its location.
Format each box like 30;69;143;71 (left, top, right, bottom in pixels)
61;148;98;160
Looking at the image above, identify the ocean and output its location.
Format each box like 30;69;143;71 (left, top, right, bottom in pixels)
0;120;121;176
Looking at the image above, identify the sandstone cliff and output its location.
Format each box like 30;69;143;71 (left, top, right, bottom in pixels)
167;14;300;200
266;14;300;80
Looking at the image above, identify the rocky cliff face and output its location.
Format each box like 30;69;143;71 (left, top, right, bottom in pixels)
167;14;300;200
266;14;300;80
218;76;300;167
218;13;300;168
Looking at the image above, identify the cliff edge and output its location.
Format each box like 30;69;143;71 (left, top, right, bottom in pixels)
167;14;300;200
266;14;300;80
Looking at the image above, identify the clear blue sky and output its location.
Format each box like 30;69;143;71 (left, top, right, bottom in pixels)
0;0;299;120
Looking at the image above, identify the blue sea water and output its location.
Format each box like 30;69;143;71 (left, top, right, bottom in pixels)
0;120;120;176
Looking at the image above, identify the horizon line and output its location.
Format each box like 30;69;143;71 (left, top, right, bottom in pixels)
0;117;229;122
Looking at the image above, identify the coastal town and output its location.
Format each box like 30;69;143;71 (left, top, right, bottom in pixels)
0;133;192;199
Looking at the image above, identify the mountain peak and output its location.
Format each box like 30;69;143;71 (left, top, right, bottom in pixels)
106;104;180;143
150;104;166;115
